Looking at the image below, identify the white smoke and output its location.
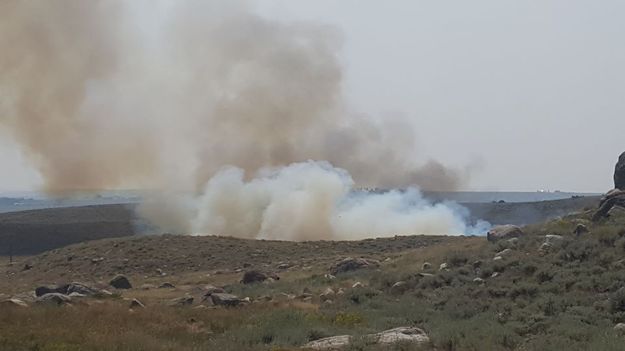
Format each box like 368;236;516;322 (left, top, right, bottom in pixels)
139;161;489;239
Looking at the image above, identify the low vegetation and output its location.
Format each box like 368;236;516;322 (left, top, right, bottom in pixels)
2;208;625;350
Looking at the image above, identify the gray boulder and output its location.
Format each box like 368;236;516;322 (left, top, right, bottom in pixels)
109;275;132;289
330;257;378;275
374;327;430;345
304;335;352;350
242;270;279;284
168;296;194;307
36;293;72;306
615;151;625;190
211;293;243;307
487;225;524;242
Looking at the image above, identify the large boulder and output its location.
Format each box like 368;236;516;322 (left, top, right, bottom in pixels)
615;151;625;190
35;284;68;297
304;335;352;350
241;271;278;284
36;293;72;306
109;275;132;289
487;225;524;242
374;327;430;345
330;257;378;275
210;293;243;307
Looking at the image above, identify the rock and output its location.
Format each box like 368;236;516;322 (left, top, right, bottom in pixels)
593;189;625;221
538;242;553;255
390;281;407;295
35;285;68;297
439;263;449;271
66;282;103;296
472;260;483;268
608;205;625;218
493;256;503;261
277;263;290;270
203;285;226;295
320;288;335;302
374;327;430;345
158;282;175;289
615;151;625;190
330;257;378;275
545;234;564;246
418;272;434;277
129;298;145;308
336;288;345;296
495;248;513;258
573;224;589;236
91;257;104;264
1;298;29;308
67;292;87;298
487;225;524;242
324;274;336;280
36;293;72;306
168;296;194;307
351;282;364;289
505;238;519;248
211;293;243;307
473;278;485;284
614;323;625;334
422;262;432;270
491;272;500;278
109;275;132;289
304;335;352;350
242;270;278;284
303;327;429;350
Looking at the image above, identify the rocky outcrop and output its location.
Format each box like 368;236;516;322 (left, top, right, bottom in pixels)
330;257;378;275
593;189;625;222
487;225;524;242
303;327;429;350
615;151;625;190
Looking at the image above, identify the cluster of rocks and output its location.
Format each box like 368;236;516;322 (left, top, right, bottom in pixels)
303;326;429;350
593;152;625;221
330;257;379;275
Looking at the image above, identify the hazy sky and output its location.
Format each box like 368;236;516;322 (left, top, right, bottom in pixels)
1;0;624;192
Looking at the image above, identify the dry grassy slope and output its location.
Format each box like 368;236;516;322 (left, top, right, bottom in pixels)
0;234;473;295
0;204;136;255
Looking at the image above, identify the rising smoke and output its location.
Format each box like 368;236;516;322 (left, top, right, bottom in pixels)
0;1;486;239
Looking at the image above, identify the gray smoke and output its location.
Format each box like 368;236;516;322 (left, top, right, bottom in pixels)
0;1;484;239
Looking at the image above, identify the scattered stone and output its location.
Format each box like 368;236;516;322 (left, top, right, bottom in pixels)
491;272;500;278
352;282;364;289
1;298;29;308
472;260;483;268
324;274;336;280
158;282;176;289
323;299;333;306
336;288;345;296
211;293;243;307
538;242;553;255
36;293;72;306
473;278;485;284
439;263;449;271
109;275;132;289
156;268;166;276
390;281;407;295
330;257;378;275
487;225;524;242
168;296;194;307
23;263;33;271
304;335;352;350
320;288;336;302
91;257;104;264
129;298;145;308
493;256;503;261
422;262;432;270
419;272;434;277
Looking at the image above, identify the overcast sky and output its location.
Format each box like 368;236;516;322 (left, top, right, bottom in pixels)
1;0;624;192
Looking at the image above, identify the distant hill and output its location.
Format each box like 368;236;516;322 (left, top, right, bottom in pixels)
0;204;136;255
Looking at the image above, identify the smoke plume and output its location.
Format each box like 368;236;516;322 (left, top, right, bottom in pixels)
0;1;485;239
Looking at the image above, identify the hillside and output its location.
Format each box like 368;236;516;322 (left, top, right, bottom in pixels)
2;206;625;350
